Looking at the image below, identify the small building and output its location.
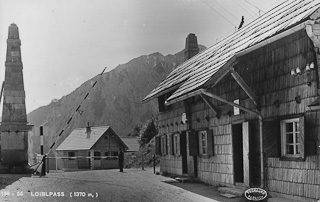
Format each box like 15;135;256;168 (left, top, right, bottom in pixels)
121;137;140;167
121;137;140;154
56;125;128;170
143;0;320;201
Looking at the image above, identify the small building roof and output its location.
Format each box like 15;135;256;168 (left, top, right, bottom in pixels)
120;138;140;152
56;126;127;151
143;0;320;104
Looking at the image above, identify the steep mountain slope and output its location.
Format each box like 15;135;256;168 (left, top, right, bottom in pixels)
27;46;205;154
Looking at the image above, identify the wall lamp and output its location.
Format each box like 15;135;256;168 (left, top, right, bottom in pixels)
291;62;315;76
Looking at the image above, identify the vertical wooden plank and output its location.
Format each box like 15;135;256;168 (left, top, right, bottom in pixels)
299;116;305;160
243;122;250;187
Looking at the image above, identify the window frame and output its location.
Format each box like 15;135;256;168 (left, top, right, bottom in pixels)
94;151;101;160
173;133;180;156
198;130;208;155
68;151;75;160
280;118;301;158
161;135;167;155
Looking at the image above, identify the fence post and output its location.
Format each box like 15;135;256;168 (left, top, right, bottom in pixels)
153;154;155;174
142;154;144;170
40;126;46;176
56;157;58;172
47;157;49;173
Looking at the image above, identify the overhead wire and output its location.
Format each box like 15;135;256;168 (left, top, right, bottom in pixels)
200;0;236;27
242;0;265;14
210;0;239;21
200;0;286;49
259;0;288;15
234;0;256;18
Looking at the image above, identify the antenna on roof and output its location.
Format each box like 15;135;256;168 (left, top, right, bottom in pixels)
238;16;244;29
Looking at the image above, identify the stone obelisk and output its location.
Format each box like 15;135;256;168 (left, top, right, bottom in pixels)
0;23;33;168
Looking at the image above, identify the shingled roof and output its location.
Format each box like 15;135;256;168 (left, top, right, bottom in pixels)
121;138;140;152
143;0;320;104
56;126;127;151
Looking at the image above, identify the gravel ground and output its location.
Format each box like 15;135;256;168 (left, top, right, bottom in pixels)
0;167;244;202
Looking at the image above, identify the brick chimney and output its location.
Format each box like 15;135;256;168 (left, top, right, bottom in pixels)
86;122;91;139
184;33;199;60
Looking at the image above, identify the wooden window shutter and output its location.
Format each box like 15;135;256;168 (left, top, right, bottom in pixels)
165;135;168;155
188;131;199;156
263;120;281;157
167;134;170;155
207;129;214;156
170;134;174;155
177;134;181;155
180;132;187;156
155;136;161;155
298;116;305;160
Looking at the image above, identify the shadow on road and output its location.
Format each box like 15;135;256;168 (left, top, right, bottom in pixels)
164;181;248;202
0;174;31;190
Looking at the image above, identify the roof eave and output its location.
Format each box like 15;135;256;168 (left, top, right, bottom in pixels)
236;20;315;58
141;83;182;103
165;20;315;106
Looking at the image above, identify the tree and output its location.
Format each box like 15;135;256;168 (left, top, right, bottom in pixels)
127;124;141;137
139;117;157;146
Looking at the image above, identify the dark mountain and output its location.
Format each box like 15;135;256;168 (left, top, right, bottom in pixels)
27;45;206;152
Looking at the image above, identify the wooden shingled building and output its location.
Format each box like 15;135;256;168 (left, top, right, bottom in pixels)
56;125;128;170
143;0;320;200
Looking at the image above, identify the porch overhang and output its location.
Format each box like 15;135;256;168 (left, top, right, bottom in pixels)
166;88;261;118
307;96;320;110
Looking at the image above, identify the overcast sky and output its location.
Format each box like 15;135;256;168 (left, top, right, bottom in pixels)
0;0;285;113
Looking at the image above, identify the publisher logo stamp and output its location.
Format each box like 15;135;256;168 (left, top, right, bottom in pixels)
244;188;267;201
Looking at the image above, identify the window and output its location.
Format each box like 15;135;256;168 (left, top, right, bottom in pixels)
68;152;75;160
173;134;180;155
198;131;207;155
233;99;240;115
281;117;305;159
94;151;101;160
195;130;214;156
161;135;167;155
104;151;118;159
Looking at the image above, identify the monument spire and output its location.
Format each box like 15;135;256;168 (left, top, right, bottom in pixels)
0;23;32;168
1;23;28;125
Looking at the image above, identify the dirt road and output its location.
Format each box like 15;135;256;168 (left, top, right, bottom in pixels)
0;168;243;202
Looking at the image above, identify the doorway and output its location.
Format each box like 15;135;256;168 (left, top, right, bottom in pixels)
180;132;188;174
233;123;244;183
232;122;250;186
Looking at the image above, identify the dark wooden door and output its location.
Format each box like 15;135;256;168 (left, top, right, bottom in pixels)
180;132;188;174
232;123;244;183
